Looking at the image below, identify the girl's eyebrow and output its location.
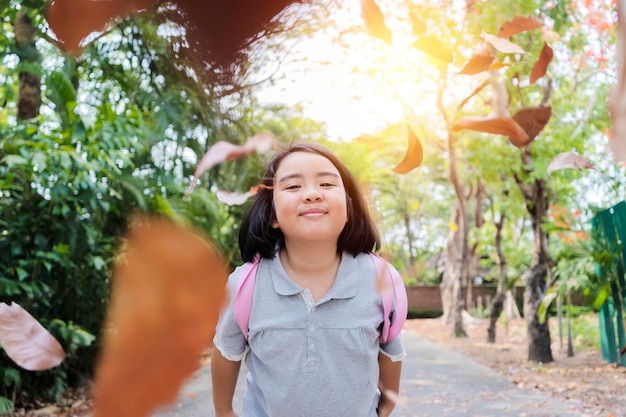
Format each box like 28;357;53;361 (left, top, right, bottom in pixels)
277;171;340;184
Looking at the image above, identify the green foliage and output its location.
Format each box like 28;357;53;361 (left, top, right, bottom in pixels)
0;396;14;414
540;215;622;323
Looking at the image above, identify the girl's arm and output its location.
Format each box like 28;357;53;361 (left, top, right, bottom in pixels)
211;347;242;417
377;351;402;417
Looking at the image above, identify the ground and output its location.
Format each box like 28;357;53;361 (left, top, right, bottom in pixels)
404;316;626;417
15;316;626;417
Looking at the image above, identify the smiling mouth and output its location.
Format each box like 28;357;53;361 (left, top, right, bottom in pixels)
300;209;327;216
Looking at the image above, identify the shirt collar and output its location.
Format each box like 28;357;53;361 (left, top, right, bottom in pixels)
269;252;359;299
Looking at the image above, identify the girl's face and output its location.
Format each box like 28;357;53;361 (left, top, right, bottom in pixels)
271;151;348;247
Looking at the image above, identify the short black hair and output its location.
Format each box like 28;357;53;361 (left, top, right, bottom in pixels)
239;143;381;263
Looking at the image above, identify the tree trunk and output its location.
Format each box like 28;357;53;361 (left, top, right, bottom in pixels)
516;161;554;363
524;261;553;362
487;194;506;343
440;196;469;337
14;11;41;120
487;292;505;343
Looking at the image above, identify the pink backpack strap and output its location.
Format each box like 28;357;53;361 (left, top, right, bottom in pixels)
234;254;260;341
370;253;407;344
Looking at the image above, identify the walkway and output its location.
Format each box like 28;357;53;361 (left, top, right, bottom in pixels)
151;331;584;417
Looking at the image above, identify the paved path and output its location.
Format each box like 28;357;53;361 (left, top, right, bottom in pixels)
151;331;585;417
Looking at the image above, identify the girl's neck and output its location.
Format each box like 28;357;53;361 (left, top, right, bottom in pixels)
279;245;341;301
279;244;340;276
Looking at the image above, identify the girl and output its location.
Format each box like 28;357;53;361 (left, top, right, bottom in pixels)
211;143;406;417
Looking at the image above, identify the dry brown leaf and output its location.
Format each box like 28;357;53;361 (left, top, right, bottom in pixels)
482;33;526;54
497;16;543;38
391;125;423;174
547;152;597;175
360;0;392;45
0;302;66;371
530;42;554;84
412;35;454;64
510;106;552;147
186;132;275;194
458;45;494;75
452;115;529;145
92;217;227;417
46;0;155;55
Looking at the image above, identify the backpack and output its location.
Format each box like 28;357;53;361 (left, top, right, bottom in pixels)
233;252;407;344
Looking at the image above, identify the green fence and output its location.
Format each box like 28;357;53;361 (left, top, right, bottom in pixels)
592;200;626;367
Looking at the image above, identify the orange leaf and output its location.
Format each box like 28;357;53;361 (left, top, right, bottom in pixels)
488;62;510;70
458;45;494;75
452;115;528;145
186;132;274;194
510;106;552;146
0;302;66;371
360;0;392;45
530;42;554;84
46;0;155;55
412;35;454;63
497;16;543;38
391;126;423;174
482;33;526;54
547;152;597;175
92;217;227;417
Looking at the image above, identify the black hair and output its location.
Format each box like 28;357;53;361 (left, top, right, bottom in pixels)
238;143;380;263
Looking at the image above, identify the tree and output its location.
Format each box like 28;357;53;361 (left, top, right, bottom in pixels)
1;0;320;407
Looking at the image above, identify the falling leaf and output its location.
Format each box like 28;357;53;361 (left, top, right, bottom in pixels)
547;152;597;175
409;9;427;37
497;16;543;38
360;0;392;45
186;132;275;194
510;106;552;147
412;35;454;63
458;45;494;75
0;302;66;371
488;62;510;70
530;42;554;84
452;115;529;145
46;0;156;55
391;126;423;174
482;33;526;54
216;190;254;206
92;217;227;417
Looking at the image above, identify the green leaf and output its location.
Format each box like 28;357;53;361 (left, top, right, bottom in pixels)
92;256;106;271
538;289;558;324
592;284;610;310
15;267;29;281
53;244;71;256
3;368;20;386
0;396;14;414
2;155;27;167
32;151;47;171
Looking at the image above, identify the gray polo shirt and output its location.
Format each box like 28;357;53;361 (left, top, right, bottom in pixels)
214;252;406;417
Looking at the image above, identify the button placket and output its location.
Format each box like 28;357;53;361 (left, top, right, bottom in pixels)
305;304;319;373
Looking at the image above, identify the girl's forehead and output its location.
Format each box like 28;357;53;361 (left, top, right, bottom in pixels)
275;152;340;175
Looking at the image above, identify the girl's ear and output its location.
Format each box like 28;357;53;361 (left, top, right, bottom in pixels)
271;219;280;229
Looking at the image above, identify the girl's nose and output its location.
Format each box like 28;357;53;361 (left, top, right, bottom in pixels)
303;188;322;202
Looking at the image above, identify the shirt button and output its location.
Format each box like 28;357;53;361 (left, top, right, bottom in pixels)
309;325;316;332
309;343;315;351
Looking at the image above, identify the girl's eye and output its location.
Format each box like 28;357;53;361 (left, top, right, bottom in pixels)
285;184;301;190
321;183;336;188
